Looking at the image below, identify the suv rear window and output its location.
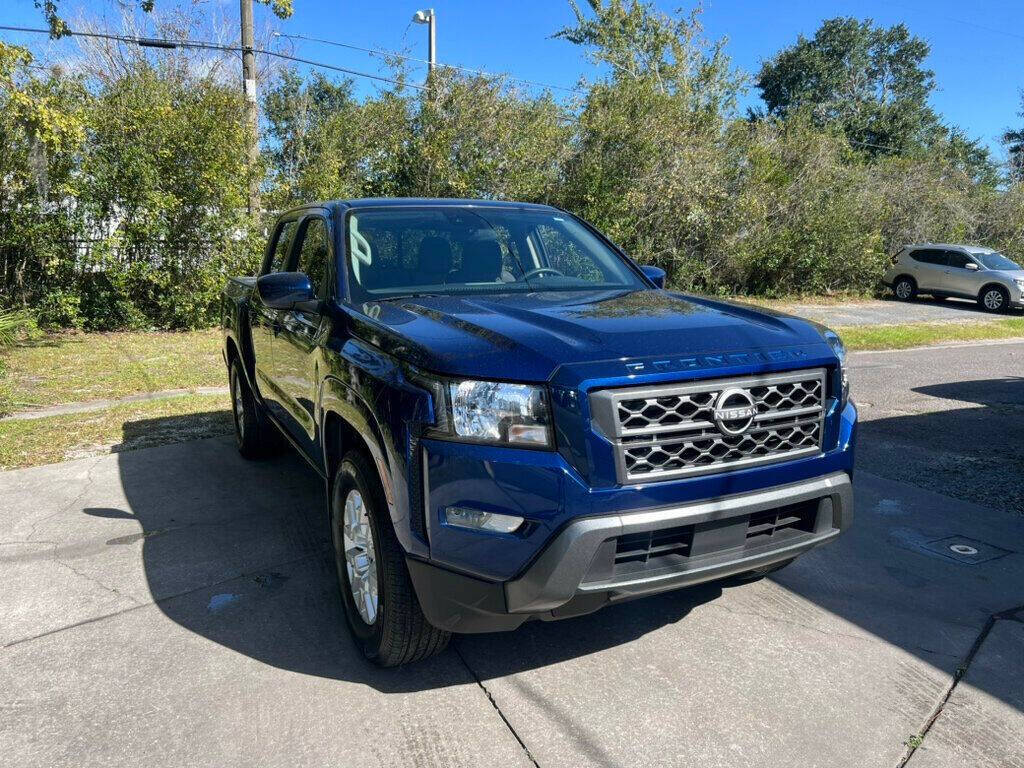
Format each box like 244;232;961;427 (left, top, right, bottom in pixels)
910;249;947;266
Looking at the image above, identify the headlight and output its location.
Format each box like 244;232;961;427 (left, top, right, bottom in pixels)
445;379;552;447
823;329;850;407
1013;278;1024;290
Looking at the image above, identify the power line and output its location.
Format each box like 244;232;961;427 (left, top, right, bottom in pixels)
877;1;1024;44
0;24;425;90
273;30;584;94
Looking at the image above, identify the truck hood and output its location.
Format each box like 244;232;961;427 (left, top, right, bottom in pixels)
348;289;831;383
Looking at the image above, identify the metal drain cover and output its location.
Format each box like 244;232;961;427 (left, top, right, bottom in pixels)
922;536;1012;565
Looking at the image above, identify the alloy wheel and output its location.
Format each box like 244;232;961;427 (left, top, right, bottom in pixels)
342;489;378;625
983;289;1004;311
895;281;912;299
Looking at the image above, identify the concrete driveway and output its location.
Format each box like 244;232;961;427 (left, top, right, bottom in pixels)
2;343;1023;768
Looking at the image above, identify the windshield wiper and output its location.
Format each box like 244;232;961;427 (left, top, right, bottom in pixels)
379;292;446;301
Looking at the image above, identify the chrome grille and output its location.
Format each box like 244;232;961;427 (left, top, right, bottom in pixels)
591;369;826;483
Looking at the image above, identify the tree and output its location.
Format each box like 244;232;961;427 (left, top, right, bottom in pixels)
263;71;363;205
0;42;89;323
1004;92;1024;182
557;1;744;281
78;58;257;328
36;0;293;37
403;71;570;201
755;17;939;154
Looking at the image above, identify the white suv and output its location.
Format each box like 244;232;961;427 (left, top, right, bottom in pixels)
883;244;1024;312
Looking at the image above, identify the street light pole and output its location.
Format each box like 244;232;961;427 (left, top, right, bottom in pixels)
240;0;259;214
412;8;435;77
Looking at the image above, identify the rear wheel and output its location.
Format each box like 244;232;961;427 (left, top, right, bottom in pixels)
893;276;917;301
331;451;450;666
229;359;278;459
979;285;1009;313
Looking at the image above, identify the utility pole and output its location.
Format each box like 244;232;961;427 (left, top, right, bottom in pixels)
412;8;436;77
240;0;259;214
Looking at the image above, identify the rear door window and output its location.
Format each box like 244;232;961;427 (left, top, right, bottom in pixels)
946;251;974;269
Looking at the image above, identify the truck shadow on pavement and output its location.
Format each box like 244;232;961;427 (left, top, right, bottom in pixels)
101;414;721;691
103;386;1024;702
856;377;1024;515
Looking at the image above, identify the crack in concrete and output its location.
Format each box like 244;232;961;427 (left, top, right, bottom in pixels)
451;643;542;768
53;558;143;607
896;602;1024;767
20;456;103;547
3;552;321;649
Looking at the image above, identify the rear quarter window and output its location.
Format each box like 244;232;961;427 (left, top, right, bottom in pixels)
909;249;946;266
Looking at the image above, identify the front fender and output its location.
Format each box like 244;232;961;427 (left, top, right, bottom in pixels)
318;338;434;559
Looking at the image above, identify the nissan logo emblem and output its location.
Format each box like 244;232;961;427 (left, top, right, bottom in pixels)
713;388;757;435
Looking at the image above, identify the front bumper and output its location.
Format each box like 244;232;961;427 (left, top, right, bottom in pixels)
408;470;853;633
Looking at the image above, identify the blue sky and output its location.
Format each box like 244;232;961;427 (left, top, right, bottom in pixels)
4;0;1022;157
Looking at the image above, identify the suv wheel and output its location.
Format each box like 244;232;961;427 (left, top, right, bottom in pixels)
979;285;1009;313
229;359;278;458
331;451;450;666
893;277;917;301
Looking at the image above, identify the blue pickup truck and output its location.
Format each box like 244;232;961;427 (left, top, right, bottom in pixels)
222;198;856;666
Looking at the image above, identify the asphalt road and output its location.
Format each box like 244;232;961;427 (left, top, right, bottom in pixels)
1;341;1022;767
781;296;1024;326
852;339;1024;516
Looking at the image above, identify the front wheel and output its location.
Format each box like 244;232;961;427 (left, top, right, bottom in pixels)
331;451;450;666
979;286;1009;313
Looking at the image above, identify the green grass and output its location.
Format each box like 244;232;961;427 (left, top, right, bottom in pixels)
0;392;231;470
838;316;1024;350
0;329;224;413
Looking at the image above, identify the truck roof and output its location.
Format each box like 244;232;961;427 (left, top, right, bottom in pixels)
281;198;561;216
343;197;559;210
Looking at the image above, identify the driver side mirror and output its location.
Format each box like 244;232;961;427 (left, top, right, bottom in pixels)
965;262;980;271
257;271;320;312
640;265;666;289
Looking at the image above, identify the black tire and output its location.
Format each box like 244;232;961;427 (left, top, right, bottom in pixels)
978;285;1009;313
229;359;278;459
725;557;796;585
331;451;450;667
893;276;917;302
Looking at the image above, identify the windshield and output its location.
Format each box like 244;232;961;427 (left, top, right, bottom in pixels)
973;251;1021;270
345;206;645;301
